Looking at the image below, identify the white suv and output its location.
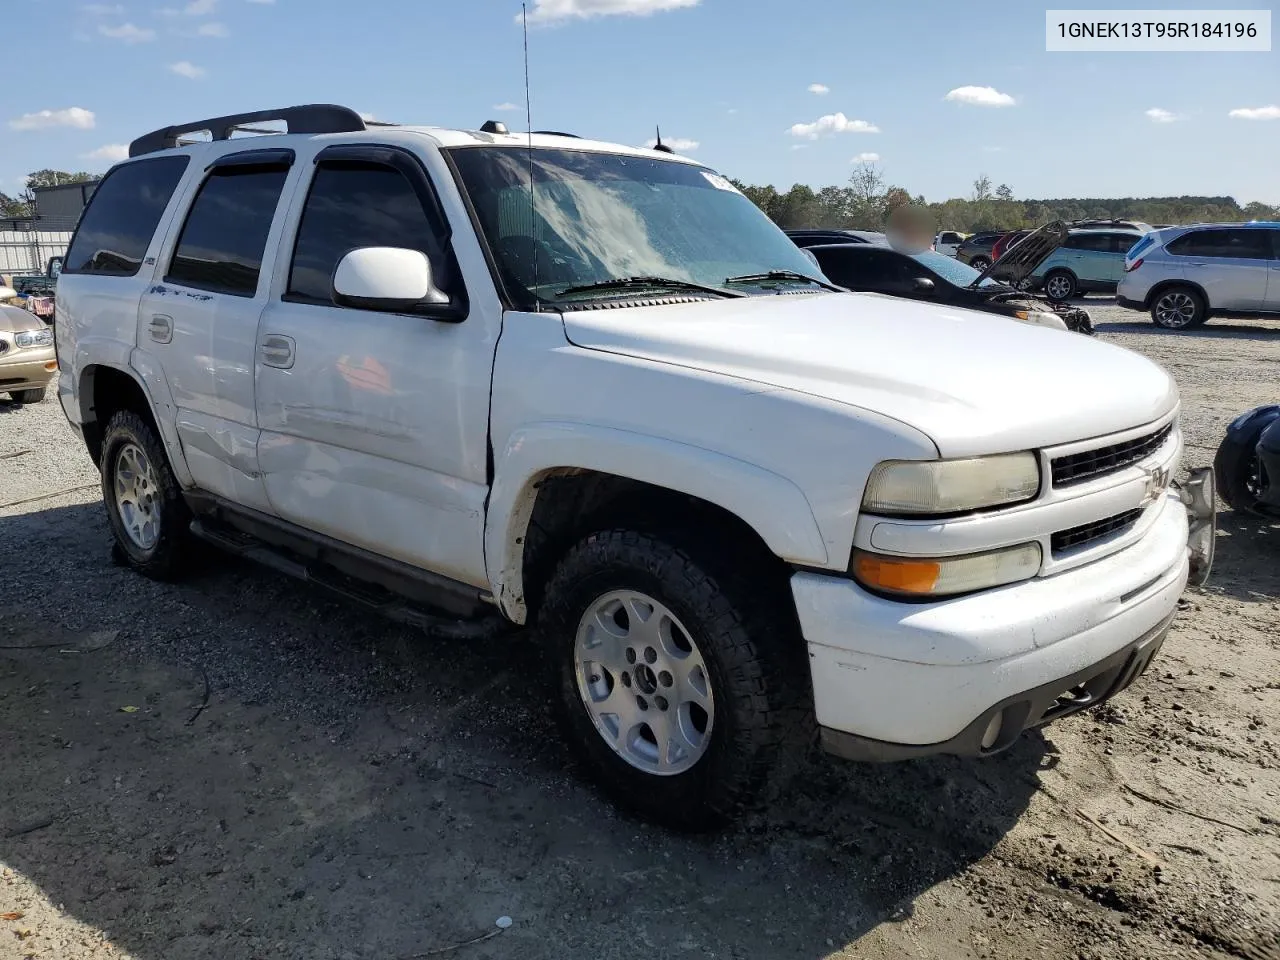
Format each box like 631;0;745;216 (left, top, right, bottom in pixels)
56;104;1214;828
1117;222;1280;329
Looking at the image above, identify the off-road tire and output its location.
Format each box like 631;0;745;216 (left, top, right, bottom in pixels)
100;410;194;580
1214;427;1266;515
8;387;46;404
540;528;806;831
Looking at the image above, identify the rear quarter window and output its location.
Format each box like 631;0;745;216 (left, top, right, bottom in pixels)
62;156;190;276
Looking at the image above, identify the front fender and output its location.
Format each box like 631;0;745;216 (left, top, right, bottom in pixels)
484;421;830;623
1226;404;1280;443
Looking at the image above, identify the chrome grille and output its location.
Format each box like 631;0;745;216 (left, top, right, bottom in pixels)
1051;508;1142;556
1051;424;1172;488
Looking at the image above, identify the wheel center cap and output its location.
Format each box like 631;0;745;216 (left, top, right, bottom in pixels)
634;664;658;695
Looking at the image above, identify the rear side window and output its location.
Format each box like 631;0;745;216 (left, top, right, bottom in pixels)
815;248;903;289
166;166;289;296
1167;228;1272;259
286;160;454;305
1107;233;1141;254
1065;233;1111;252
62;156;189;276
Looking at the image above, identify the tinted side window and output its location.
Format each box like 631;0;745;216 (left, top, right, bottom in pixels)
167;167;288;296
1066;233;1111;252
815;249;901;289
1107;233;1141;254
63;156;189;276
287;160;453;305
1167;228;1271;259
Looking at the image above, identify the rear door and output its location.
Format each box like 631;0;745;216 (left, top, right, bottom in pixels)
1264;229;1280;312
1104;233;1141;282
137;147;295;512
1064;233;1112;283
1166;228;1271;310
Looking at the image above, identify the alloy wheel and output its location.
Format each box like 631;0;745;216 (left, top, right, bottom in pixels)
114;442;161;550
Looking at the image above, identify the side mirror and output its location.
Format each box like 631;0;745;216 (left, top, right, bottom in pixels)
333;247;452;314
912;277;936;294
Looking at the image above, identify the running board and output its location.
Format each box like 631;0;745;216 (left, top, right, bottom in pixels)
185;503;510;641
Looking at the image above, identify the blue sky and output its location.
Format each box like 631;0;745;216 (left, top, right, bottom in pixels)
3;0;1277;204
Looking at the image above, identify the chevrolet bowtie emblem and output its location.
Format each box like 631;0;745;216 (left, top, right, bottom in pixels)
1140;464;1171;507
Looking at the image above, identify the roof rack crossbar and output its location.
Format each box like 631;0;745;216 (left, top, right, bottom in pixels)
128;104;367;158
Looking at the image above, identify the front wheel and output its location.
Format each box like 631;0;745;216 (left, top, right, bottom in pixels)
100;411;195;580
969;256;992;272
540;529;803;830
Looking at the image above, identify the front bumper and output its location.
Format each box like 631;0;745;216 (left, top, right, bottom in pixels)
0;347;57;392
796;486;1206;760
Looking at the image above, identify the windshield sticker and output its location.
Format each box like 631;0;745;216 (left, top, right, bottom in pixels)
701;172;741;194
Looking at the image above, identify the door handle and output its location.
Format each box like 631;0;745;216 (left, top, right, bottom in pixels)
260;334;295;370
148;314;173;344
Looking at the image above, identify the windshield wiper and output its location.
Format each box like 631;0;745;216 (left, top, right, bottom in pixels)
724;270;841;292
556;276;744;300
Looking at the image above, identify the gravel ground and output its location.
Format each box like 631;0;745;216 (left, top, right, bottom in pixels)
1;300;1278;960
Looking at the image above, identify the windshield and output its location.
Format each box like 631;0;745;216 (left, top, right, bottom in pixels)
447;146;825;307
909;249;1001;288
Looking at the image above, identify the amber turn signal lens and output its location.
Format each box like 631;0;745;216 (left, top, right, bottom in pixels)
45;361;58;371
852;554;941;595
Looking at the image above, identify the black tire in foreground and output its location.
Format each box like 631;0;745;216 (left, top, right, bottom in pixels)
540;528;805;831
100;410;195;580
1214;423;1267;515
8;387;46;403
1151;285;1207;330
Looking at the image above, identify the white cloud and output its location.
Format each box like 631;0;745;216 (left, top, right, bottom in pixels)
727;107;738;115
852;152;880;163
197;20;228;35
493;102;520;112
788;112;879;139
790;144;807;151
169;60;206;78
82;144;129;163
81;3;124;13
99;22;157;41
9;107;97;131
1145;107;1178;123
944;85;1016;107
1229;104;1280;120
185;0;216;12
643;136;699;152
807;83;829;95
524;0;698;23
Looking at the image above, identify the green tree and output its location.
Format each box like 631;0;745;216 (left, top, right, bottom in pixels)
995;183;1014;202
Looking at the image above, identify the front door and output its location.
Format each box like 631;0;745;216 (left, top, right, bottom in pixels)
253;144;495;588
1169;227;1272;310
137;149;294;513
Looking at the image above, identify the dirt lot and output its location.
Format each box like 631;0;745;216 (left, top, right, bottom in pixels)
1;302;1278;960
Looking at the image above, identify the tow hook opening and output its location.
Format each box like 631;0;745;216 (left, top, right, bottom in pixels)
1174;467;1216;587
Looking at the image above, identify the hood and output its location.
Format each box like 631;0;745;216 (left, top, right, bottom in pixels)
561;292;1176;458
0;303;45;334
973;221;1068;287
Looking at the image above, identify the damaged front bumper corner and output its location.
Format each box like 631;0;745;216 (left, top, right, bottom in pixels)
1174;467;1216;587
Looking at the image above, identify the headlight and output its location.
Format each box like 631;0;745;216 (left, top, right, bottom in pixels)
862;454;1041;515
853;542;1042;598
14;328;53;348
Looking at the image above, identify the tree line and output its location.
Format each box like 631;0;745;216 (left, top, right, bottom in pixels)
730;164;1279;232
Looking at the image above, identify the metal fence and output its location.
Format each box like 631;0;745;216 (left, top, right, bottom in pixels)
0;229;74;276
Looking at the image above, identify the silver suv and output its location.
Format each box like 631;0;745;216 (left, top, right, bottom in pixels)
1117;222;1280;329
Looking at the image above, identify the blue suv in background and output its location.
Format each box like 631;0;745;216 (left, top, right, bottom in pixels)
1030;223;1151;300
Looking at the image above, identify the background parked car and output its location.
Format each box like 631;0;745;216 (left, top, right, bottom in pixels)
806;222;1094;334
1117;221;1280;329
954;231;1005;270
1029;226;1148;300
934;230;966;256
991;229;1031;263
0;286;57;403
786;228;888;248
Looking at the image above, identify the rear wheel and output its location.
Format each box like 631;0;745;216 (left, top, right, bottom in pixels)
969;256;992;272
540;529;803;830
100;411;195;580
1151;286;1207;330
8;387;46;403
1043;269;1078;301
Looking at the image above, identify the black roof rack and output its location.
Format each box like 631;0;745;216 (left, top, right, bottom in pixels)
129;104;367;158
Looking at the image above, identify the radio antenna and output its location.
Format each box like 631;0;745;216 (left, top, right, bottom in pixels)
522;2;540;312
